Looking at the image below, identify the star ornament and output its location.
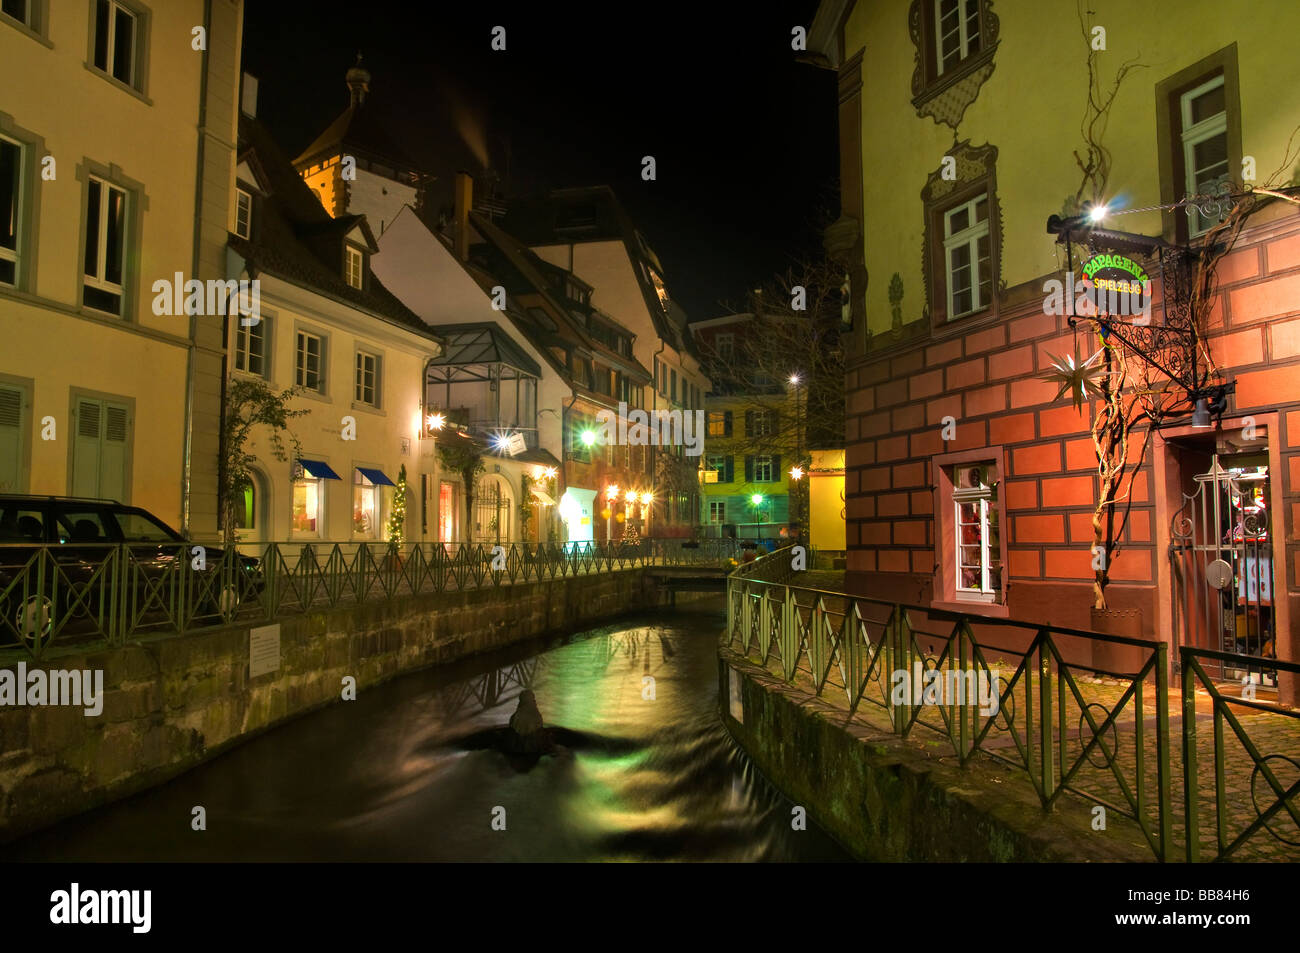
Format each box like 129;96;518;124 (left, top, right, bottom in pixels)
1040;347;1106;412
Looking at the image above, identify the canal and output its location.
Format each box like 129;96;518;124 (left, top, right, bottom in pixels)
4;601;848;862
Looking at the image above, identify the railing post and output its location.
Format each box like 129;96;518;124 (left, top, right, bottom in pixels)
1181;647;1200;862
1154;641;1171;861
1039;633;1055;803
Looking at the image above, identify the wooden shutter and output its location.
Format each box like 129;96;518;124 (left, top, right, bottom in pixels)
72;399;102;497
744;455;753;483
101;403;128;501
0;385;23;491
771;454;781;482
744;410;754;436
723;411;732;437
724;456;734;484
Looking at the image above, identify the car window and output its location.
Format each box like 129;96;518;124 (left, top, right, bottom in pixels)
0;506;47;542
114;510;183;543
54;509;113;544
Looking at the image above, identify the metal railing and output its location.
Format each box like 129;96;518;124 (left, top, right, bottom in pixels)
1181;646;1300;862
726;546;1173;860
0;537;742;659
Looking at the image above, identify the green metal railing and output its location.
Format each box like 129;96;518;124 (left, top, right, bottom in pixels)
726;546;1173;859
0;537;741;658
1181;647;1300;862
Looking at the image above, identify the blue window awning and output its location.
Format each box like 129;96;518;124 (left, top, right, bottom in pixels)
356;466;396;487
298;459;342;480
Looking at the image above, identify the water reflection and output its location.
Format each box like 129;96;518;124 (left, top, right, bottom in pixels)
4;608;848;862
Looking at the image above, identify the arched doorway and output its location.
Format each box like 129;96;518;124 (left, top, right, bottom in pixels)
474;473;514;544
233;468;271;543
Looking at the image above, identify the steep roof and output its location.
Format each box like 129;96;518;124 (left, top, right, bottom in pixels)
291;100;421;175
230;115;437;340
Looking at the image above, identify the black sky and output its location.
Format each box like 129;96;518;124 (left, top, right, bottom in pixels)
242;2;837;321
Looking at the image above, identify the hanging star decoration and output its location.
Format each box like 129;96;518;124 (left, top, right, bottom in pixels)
1040;347;1107;412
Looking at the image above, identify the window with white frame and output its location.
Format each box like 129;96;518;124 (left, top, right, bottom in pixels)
943;193;991;320
952;462;1001;602
708;500;726;524
296;331;325;393
754;455;774;482
715;333;734;362
91;0;140;88
234;316;266;377
355;350;380;407
1181;74;1229;237
935;0;981;76
83;176;128;315
750;410;774;437
1;0;35;28
234;187;252;239
0;134;21;287
353;469;380;537
345;246;364;290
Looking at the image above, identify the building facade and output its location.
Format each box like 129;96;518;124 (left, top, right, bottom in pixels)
813;0;1300;701
0;0;242;539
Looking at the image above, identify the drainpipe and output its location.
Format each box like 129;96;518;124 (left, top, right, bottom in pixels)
182;0;215;535
651;338;666;528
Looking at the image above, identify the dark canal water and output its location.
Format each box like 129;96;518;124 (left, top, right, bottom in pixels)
4;602;848;862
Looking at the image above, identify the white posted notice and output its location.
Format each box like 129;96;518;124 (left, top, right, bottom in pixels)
249;624;281;679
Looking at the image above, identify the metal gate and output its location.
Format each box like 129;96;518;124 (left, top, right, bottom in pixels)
474;477;509;544
1170;454;1277;686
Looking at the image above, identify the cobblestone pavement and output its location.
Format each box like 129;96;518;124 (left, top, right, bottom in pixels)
728;586;1300;863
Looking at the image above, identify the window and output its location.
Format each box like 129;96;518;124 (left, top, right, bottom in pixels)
1181;75;1229;236
83;176;127;315
296;331;324;393
715;333;734;361
753;455;774;483
71;396;129;500
232;476;257;531
355;350;380;407
952;463;1001;602
292;474;322;535
748;410;775;437
353;469;381;538
345;246;363;289
1;0;33;27
0;134;20;287
114;510;181;542
935;0;981;76
707;411;731;437
706;454;733;484
234;187;252;239
708;500;726;524
92;0;139;88
234;316;266;376
943;193;991;319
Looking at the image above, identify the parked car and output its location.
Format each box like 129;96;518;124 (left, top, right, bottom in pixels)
0;495;263;646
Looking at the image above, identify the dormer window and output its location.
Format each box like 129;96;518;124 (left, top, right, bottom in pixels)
345;245;364;290
234;187;252;239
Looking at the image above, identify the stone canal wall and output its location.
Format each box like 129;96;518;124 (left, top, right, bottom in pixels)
719;647;1151;862
0;570;660;842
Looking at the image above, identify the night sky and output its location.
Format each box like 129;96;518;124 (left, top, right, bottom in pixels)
242;2;836;321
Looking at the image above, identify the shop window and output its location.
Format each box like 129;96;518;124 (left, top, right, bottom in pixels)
292;476;322;536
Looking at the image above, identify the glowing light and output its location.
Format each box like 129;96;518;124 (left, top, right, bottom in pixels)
639;491;653;505
426;413;446;431
605;484;620;501
788;373;801;385
625;489;637;503
790;466;804;480
1088;203;1108;223
751;494;764;506
543;467;558;480
580;429;597;447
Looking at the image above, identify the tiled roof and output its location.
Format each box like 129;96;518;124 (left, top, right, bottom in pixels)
231;116;438;341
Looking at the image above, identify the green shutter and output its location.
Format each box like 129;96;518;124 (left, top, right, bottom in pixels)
101;403;128;501
744;455;753;483
72;399;102;497
0;385;23;492
723;456;734;484
771;454;781;482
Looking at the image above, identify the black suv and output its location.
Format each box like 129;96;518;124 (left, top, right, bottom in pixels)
0;495;263;647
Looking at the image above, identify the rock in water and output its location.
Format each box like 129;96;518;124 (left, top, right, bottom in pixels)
508;689;548;753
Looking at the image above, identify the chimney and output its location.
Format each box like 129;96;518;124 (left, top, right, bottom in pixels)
345;53;370;107
455;172;473;262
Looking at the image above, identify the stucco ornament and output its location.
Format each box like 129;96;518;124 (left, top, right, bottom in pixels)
909;0;1000;128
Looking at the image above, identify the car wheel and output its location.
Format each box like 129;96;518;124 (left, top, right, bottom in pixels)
13;594;53;650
